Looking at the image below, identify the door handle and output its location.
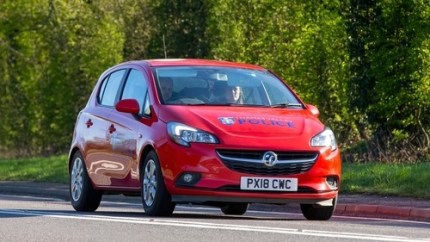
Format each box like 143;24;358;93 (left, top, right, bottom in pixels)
85;119;93;128
109;124;116;134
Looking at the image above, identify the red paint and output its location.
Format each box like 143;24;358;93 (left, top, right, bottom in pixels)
69;59;341;205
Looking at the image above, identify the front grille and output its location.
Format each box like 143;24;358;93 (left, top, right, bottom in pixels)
216;150;318;175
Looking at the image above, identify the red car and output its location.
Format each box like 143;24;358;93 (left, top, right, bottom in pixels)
69;59;341;220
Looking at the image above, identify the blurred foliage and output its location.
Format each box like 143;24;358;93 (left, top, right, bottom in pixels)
0;0;429;162
0;0;124;156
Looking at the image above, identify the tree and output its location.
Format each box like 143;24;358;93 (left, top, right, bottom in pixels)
0;0;124;156
147;0;210;58
345;0;430;162
208;0;351;141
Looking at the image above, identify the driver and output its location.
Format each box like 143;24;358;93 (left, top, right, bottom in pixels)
226;85;243;104
159;77;174;102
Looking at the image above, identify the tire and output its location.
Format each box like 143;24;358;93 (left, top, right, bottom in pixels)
70;151;102;211
300;196;337;220
141;151;175;216
221;203;249;215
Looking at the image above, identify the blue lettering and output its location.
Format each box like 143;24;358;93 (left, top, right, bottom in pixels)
287;121;295;128
249;119;260;124
235;117;295;128
276;121;287;126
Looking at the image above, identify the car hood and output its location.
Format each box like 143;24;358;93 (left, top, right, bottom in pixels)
158;106;324;140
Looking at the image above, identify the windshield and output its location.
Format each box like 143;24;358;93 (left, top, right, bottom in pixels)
153;66;301;107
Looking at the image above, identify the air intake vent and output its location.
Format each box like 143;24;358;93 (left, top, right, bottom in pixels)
216;150;318;175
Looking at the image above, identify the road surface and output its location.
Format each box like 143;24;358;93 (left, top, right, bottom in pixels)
0;194;429;242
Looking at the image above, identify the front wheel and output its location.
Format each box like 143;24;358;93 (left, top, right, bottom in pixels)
69;151;102;211
300;196;337;220
141;151;175;216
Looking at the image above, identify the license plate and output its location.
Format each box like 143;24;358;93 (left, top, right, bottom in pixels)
240;177;298;191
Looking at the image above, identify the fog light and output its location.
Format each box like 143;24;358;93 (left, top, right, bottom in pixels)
326;177;338;190
183;174;193;183
176;172;201;187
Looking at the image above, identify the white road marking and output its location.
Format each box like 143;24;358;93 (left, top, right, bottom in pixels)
0;209;428;242
1;194;429;226
176;205;430;227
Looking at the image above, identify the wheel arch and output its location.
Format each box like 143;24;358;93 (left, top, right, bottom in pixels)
68;147;82;172
139;145;156;173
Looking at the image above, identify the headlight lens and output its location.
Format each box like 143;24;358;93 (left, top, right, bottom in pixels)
311;128;338;151
167;122;219;147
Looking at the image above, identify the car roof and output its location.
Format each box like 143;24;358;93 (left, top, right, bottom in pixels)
125;59;267;70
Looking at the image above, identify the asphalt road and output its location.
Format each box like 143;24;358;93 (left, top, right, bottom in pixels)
0;194;429;242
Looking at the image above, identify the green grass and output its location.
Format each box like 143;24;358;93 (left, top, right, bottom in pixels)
0;155;429;198
341;162;430;199
0;155;68;184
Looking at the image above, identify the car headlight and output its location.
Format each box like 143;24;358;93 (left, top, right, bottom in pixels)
167;122;219;147
311;128;338;151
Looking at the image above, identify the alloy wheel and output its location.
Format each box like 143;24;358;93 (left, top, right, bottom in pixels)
143;159;157;207
71;157;84;201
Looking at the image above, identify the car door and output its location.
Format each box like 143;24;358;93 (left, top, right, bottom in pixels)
84;69;127;186
107;68;150;188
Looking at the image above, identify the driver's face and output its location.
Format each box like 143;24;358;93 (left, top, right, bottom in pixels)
161;83;173;100
208;80;215;90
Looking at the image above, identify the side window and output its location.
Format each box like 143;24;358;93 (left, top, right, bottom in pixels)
98;76;108;103
121;69;148;114
143;92;151;116
99;69;126;107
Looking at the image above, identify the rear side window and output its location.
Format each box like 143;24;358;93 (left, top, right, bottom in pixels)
121;69;148;114
98;70;126;106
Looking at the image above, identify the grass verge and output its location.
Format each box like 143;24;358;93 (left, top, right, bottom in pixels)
341;162;430;198
0;155;68;184
0;155;429;199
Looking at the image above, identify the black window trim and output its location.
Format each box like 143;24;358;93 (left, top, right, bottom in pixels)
97;68;129;108
117;68;152;118
141;90;151;118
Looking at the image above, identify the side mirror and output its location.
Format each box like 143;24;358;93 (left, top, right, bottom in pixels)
306;104;320;117
115;99;140;115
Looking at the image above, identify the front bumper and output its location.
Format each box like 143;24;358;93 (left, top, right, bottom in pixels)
157;142;341;205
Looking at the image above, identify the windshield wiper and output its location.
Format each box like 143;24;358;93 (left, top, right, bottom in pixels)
184;103;246;106
183;103;302;108
268;103;303;108
214;103;273;107
185;103;266;107
183;103;208;106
